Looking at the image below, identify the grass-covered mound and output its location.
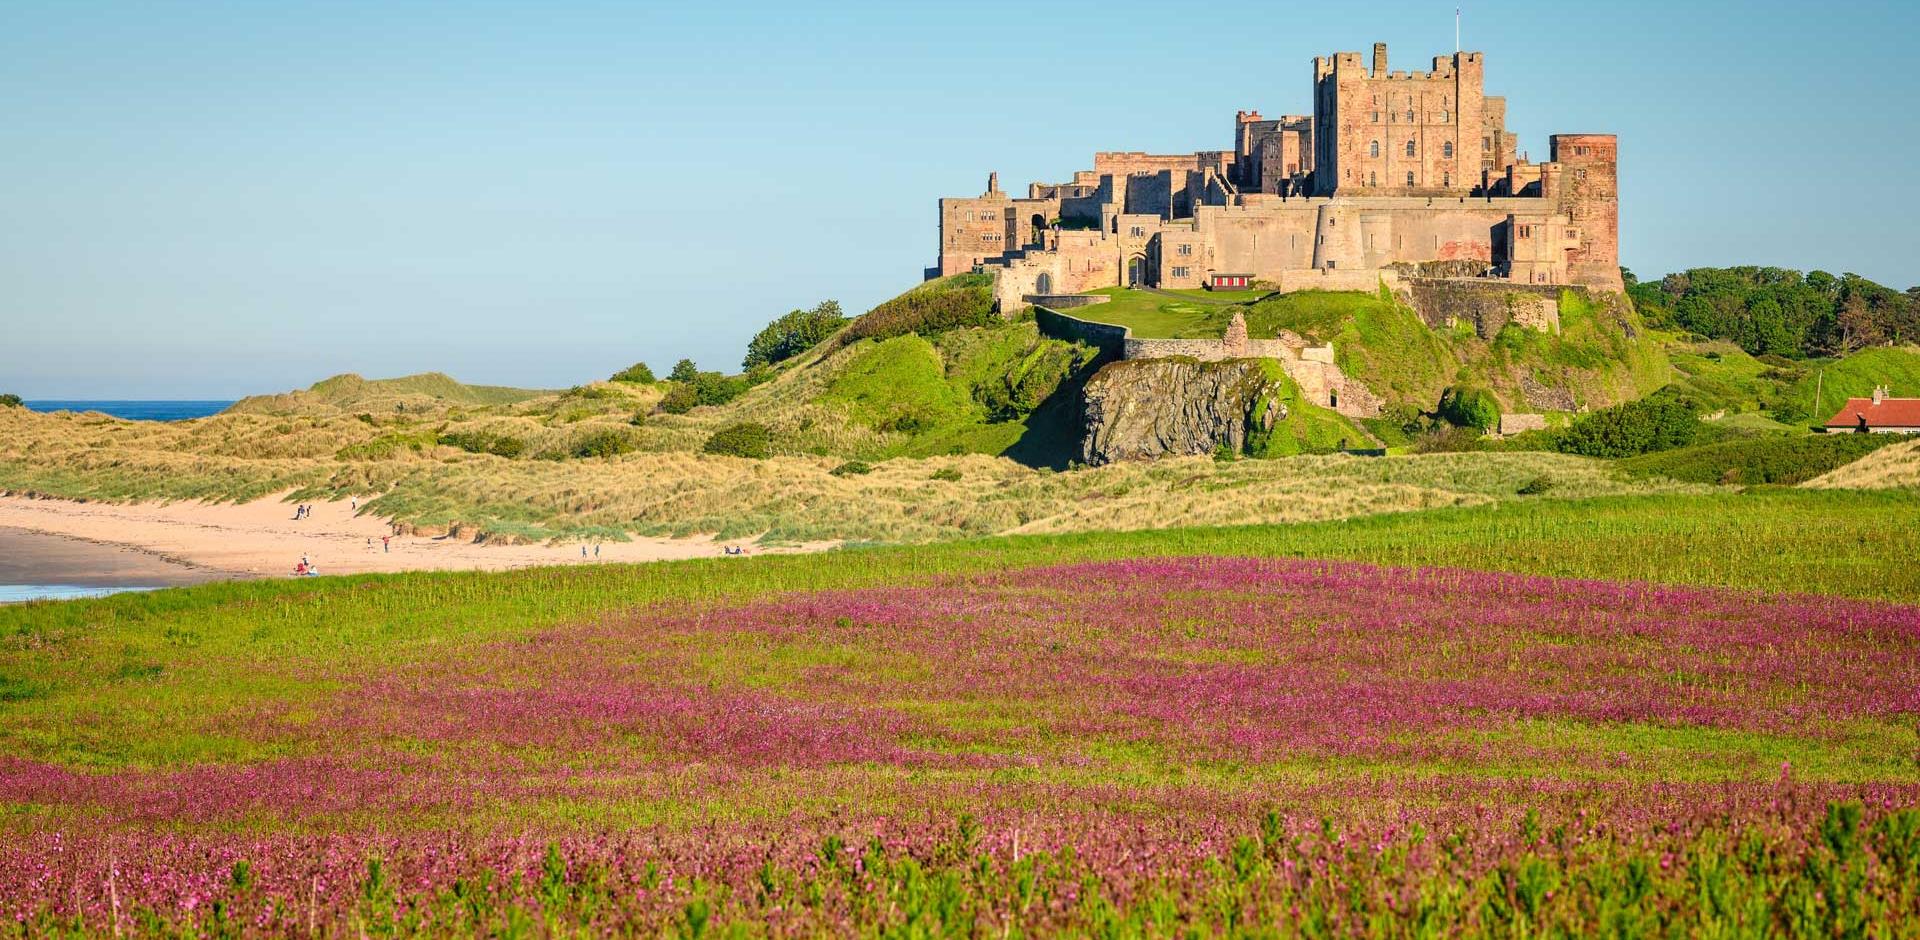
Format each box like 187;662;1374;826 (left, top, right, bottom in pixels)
1246;287;1667;415
1779;345;1920;424
1616;431;1903;486
1245;361;1368;456
837;272;996;345
1067;286;1666;417
225;372;552;416
1806;437;1920;490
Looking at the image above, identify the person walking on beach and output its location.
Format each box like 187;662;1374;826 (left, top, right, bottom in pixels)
581;545;588;559
594;543;600;559
381;535;390;553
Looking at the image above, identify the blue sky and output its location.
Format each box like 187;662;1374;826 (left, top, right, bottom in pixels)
3;0;1916;398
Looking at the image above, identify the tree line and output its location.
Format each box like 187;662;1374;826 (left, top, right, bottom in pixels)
1627;266;1918;358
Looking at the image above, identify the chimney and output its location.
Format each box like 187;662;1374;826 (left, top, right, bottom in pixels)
1872;385;1887;404
1372;43;1388;76
987;172;1000;196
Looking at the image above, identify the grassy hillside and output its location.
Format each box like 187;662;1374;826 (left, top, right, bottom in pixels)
1615;432;1904;485
1779;345;1920;423
0;399;1698;542
1070;286;1667;415
225;372;553;415
1805;437;1920;490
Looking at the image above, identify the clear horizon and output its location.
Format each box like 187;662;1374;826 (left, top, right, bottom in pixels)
4;0;1917;399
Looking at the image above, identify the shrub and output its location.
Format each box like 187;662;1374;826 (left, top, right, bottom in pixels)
336;431;438;460
1556;395;1700;458
693;372;749;407
1517;475;1555;495
1615;432;1902;486
563;384;619;400
703;422;773;459
571;429;637;459
609;362;656;384
930;467;963;482
438;430;528;459
1436;386;1500;431
1411;425;1485;454
628;411;648;427
668;359;699;383
829;461;873;477
0;393;21;408
842;281;996;345
656;384;698;415
743;301;848;369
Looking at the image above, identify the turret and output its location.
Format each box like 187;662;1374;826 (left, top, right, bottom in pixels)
1372;42;1388;76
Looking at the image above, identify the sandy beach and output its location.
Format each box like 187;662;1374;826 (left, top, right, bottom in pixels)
0;493;832;579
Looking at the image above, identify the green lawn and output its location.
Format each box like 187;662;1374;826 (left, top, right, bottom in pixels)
1068;288;1246;338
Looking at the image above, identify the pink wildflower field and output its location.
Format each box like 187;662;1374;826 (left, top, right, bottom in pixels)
4;557;1920;935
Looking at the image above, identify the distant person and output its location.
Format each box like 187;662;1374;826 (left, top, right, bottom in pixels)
381;535;391;553
593;543;600;559
581;545;588;558
350;497;358;511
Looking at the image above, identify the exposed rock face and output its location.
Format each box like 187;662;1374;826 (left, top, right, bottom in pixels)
1080;359;1286;465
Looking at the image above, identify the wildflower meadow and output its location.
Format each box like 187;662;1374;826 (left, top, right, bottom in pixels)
4;518;1920;936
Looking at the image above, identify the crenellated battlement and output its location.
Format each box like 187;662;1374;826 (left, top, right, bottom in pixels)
936;41;1619;292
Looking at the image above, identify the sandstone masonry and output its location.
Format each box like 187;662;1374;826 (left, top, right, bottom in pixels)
933;42;1622;308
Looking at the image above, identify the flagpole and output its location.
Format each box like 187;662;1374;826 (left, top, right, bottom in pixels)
1455;7;1461;53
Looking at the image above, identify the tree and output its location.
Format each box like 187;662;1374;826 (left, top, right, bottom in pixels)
1835;294;1882;354
668;359;699;383
609;362;655;384
1555;395;1698;458
0;393;21;408
743;301;848;369
1436;386;1500;432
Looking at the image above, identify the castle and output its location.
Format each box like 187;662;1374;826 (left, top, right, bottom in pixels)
934;43;1620;310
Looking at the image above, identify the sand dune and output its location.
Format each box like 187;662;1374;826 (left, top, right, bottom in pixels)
0;493;829;579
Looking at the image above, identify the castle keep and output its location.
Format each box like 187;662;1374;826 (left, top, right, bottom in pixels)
935;43;1620;308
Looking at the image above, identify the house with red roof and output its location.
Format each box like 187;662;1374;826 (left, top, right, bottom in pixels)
1822;386;1920;434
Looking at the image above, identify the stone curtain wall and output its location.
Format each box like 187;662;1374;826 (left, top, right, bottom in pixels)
1034;306;1128;360
1404;278;1567;338
1123;338;1299;362
1037;306;1383;418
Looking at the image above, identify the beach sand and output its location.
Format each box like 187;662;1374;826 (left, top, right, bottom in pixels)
0;494;832;579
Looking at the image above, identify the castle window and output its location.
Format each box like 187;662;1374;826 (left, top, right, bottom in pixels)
1406;140;1417;157
1369;140;1380;157
1567;229;1581;240
981;212;996;221
1177;243;1192;256
1518;225;1531;238
1129;226;1143;237
1443;173;1450;187
1439;110;1449;123
1172;266;1190;278
1576;146;1589;156
1371;111;1380;123
1406;171;1415;187
1406;109;1415;122
1575;168;1588;181
1443;141;1454;158
1369;171;1377;186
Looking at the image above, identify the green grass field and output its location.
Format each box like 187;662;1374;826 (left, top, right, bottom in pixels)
5;487;1920;934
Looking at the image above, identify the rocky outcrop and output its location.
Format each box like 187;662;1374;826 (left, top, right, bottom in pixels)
1080;359;1286;465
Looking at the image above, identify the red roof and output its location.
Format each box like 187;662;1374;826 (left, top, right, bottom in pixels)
1823;397;1920;430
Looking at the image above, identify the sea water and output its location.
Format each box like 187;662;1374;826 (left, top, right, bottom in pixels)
23;400;234;421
